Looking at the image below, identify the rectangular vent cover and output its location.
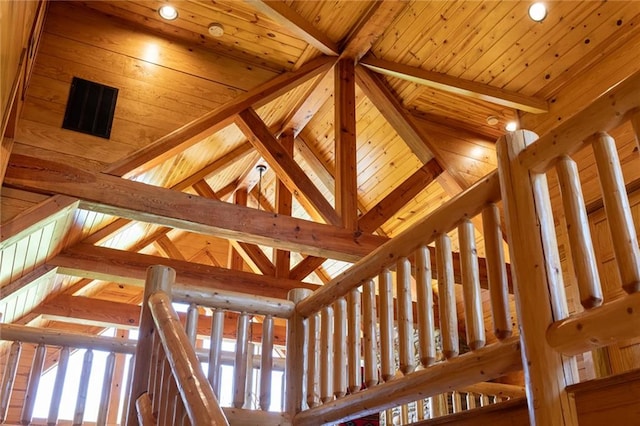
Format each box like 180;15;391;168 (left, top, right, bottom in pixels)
62;77;118;139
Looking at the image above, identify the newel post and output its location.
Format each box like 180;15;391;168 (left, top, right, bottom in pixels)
496;130;578;426
126;265;176;426
285;288;313;416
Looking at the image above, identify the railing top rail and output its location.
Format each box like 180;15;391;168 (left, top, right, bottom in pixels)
519;68;640;174
173;284;295;318
296;171;501;318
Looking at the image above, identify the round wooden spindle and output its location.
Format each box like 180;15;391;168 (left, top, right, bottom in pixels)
481;394;490;407
437;234;459;358
416;398;425;420
233;312;251;409
48;346;69;425
452;391;463;413
556;155;604;308
1;341;21;423
158;360;172;426
333;297;347;398
415;245;436;366
73;349;94;426
185;303;199;346
397;256;415;374
466;392;476;409
362;279;379;388
320;305;334;403
459;219;486;350
482;204;512;340
379;269;395;381
21;343;46;425
592;132;640;293
285;288;312;415
207;309;225;397
347;289;362;393
96;352;116;426
307;312;321;408
401;403;409;424
260;315;274;411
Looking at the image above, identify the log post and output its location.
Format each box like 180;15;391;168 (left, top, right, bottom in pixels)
0;341;21;423
260;315;274;411
397;257;416;375
362;279;379;388
21;343;46;425
285;288;312;415
497;130;578;426
307;312;321;408
437;234;458;359
591;132;640;294
320;305;334;403
333;297;348;398
208;309;225;397
459;219;485;350
379;269;395;381
416;245;436;367
556;156;603;308
233;312;251;409
347;289;362;393
482;204;512;340
127;265;175;426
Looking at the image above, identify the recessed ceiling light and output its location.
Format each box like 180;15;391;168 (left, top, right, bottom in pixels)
528;2;547;22
208;23;225;37
505;121;518;132
158;5;178;21
486;116;499;126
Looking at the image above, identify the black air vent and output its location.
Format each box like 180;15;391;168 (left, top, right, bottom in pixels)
62;77;118;139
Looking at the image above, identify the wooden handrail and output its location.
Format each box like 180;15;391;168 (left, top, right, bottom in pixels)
296;171;502;317
148;290;229;425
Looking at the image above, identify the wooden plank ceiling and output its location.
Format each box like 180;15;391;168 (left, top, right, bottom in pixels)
2;0;640;334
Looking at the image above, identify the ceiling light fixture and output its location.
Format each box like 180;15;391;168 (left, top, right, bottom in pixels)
255;164;267;210
528;2;547;22
208;23;225;37
158;5;178;21
486;116;499;126
505;121;518;132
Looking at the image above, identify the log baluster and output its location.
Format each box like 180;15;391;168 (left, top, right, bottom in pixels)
285;288;312;415
21;343;46;425
385;408;394;426
320;305;334;403
397;257;416;374
401;403;409;424
481;394;491;407
164;379;179;426
379;269;395;381
415;245;436;366
416;398;425;420
96;351;116;426
73;349;94;426
245;343;256;409
152;348;166;414
333;297;347;398
482;204;512;339
233;312;251;408
466;392;476;409
362;279;379;388
157;360;172;425
147;334;160;405
47;346;70;425
0;341;21;423
452;391;463;413
347;288;362;393
459;219;486;350
208;308;224;397
307;312;321;408
121;352;135;426
591;132;640;293
556;156;603;308
185;303;199;346
260;315;274;411
437;234;459;358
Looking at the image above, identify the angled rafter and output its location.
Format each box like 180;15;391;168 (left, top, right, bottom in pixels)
154;235;186;261
236;108;341;226
104;55;336;178
245;1;339;56
360;56;548;114
290;256;326;281
48;244;319;299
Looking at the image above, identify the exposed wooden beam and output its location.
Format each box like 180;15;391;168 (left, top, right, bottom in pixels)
335;58;358;230
104;56;336;178
0;194;78;250
0;264;57;300
6;155;385;262
274;131;294;278
340;0;409;61
360;56;548;114
1;137;15;185
154;235;186;261
49;244;319;299
290;256;326;281
358;159;444;233
235;108;341;226
245;1;339;56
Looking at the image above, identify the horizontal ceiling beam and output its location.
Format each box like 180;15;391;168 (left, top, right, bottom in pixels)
6;155;385;262
360;55;548;114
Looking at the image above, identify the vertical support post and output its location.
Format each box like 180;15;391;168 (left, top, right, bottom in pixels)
73;349;94;426
1;341;21;423
127;265;176;426
482;204;512;340
459;219;486;350
185;303;199;346
275;130;294;278
497;130;578;426
21;343;46;425
96;352;116;426
362;279;379;388
307;312;321;408
228;188;248;270
260;315;274;411
437;234;459;359
397;257;415;374
379;268;395;381
347;288;362;393
591;132;640;294
286;288;312;415
48;346;70;425
208;308;225;397
320;305;334;403
335;57;358;230
333;297;347;398
416;245;436;366
233;312;251;409
556;156;603;307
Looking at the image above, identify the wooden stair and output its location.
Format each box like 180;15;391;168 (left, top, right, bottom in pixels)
413;398;529;426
